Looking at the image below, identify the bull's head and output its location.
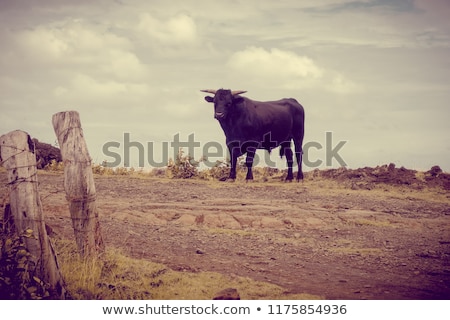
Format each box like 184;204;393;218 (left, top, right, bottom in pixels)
201;89;247;120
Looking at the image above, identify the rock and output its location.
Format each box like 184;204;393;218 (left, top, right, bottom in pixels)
428;165;442;177
32;138;62;169
213;288;240;300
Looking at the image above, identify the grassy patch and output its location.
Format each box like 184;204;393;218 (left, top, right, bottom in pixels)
55;240;321;300
328;239;383;256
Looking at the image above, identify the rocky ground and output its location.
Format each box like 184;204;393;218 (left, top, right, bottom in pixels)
16;165;449;300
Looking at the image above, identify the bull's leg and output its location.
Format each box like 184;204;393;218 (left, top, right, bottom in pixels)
245;147;256;180
285;148;294;181
229;156;237;180
294;139;304;181
228;146;238;181
282;142;294;181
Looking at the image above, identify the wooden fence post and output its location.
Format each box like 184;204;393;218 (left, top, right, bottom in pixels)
52;111;104;257
0;130;66;299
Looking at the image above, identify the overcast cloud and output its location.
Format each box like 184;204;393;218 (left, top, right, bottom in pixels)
1;0;449;171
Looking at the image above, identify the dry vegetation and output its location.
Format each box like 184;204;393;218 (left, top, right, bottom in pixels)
55;240;319;300
1;155;449;299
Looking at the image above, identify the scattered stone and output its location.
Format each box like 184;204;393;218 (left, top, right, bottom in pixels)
213;288;240;300
196;248;205;254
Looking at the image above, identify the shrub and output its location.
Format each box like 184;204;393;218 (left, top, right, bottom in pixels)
198;159;230;181
166;149;200;179
0;229;50;299
44;159;64;172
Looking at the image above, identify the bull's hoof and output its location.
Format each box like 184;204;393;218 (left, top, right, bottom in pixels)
285;176;294;182
226;178;236;183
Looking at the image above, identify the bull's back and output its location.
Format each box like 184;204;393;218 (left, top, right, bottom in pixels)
247;98;304;142
278;98;304;137
281;98;304;120
252;98;303;116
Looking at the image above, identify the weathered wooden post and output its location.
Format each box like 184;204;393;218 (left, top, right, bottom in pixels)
52;111;104;257
0;130;66;299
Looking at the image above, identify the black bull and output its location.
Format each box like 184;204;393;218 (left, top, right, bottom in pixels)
202;89;305;181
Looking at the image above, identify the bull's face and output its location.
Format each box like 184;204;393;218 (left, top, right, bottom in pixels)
208;90;234;120
202;89;247;120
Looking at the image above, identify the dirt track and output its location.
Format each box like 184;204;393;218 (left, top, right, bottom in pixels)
1;168;449;300
21;169;448;300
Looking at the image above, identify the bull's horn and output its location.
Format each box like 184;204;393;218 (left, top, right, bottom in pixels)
200;89;217;94
231;90;247;95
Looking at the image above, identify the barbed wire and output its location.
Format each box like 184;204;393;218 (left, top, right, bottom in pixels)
0;146;38;194
1;128;97;211
66;194;97;203
6;176;38;186
54;126;83;143
0;145;31;167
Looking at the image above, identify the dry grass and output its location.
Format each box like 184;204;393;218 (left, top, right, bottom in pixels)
55;240;322;300
43;159;449;199
42;159;449;206
353;218;394;228
327;239;383;256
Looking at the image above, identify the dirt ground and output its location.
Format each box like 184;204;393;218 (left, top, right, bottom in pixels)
3;167;450;300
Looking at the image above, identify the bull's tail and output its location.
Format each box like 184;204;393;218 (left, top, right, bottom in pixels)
279;142;292;159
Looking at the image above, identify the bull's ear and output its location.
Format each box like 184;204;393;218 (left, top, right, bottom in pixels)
233;96;244;104
204;96;214;103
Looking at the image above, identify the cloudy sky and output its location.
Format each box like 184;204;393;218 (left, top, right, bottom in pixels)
1;0;449;172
